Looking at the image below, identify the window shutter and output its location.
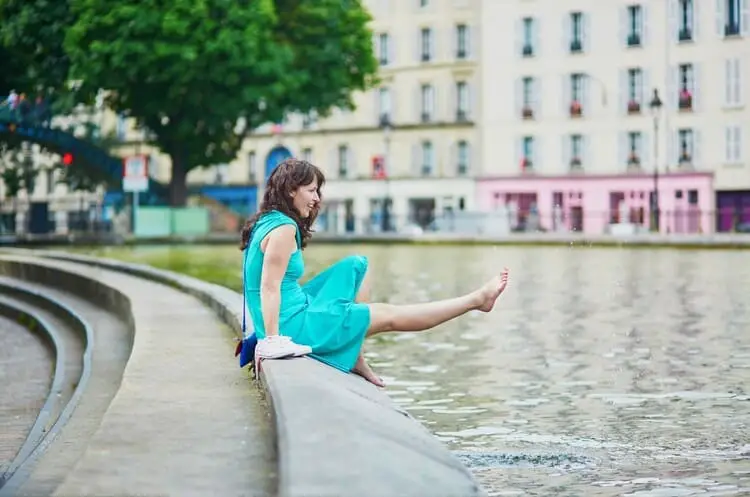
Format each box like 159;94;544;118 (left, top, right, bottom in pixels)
515;78;523;117
515;19;523;57
716;0;726;37
693;129;702;167
668;0;678;42
692;63;701;111
535;77;542;117
668;66;678;111
693;0;700;40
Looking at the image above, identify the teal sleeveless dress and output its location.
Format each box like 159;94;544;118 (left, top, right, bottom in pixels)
244;210;371;372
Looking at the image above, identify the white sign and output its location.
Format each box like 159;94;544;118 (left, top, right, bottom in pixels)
123;155;149;192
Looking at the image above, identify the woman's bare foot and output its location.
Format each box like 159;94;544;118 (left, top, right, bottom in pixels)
475;267;509;312
352;353;385;387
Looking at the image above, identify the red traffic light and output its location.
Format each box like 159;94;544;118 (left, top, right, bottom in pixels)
62;153;73;166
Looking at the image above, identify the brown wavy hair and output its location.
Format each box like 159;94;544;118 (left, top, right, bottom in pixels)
240;158;325;251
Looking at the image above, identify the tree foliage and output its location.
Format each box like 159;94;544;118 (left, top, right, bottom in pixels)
60;0;377;205
0;0;89;113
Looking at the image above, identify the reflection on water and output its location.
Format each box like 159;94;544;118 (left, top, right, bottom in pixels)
83;243;750;496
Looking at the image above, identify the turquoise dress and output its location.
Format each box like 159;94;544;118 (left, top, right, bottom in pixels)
244;210;371;372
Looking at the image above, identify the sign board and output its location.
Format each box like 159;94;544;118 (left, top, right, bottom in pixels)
123;155;149;192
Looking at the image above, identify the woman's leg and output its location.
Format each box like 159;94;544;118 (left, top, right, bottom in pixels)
367;269;509;335
351;268;385;387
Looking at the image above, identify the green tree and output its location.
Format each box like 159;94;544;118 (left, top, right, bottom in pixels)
64;0;377;206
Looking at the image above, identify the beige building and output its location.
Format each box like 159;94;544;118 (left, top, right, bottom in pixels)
208;0;483;233
480;0;749;188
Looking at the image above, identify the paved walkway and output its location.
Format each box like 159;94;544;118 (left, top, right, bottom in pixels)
0;316;52;475
3;256;274;497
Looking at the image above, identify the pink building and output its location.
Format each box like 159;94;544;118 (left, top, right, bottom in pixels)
477;172;714;234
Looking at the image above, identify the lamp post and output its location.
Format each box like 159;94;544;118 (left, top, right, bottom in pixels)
379;114;393;232
649;88;663;232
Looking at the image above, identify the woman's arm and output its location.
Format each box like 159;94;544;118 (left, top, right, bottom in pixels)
259;224;297;336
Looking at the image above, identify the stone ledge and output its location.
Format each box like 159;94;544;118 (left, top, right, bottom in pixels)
0;258;112;495
0;296;63;483
0;252;273;497
35;250;486;497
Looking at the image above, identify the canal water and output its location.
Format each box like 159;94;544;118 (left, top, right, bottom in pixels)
81;244;750;496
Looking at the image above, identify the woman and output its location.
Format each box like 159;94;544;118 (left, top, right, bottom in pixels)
240;158;509;387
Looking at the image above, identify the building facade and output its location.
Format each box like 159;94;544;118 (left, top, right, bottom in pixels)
209;0;483;233
480;0;750;234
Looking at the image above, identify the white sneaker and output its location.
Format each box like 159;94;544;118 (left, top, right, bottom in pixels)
256;335;312;359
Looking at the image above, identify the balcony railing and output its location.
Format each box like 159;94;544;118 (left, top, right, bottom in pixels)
569;101;583;117
570;39;583;53
679;93;693;111
678;27;693;42
725;23;740;36
627;33;641;47
522;44;534;57
678;153;693;170
626;154;641;171
522;106;534;119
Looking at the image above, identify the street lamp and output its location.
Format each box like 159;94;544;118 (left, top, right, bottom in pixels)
379;113;393;231
649;88;663;232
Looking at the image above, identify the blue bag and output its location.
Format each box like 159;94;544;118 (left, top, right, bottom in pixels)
234;247;257;368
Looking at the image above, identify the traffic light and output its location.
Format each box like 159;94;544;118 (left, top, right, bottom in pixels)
62;153;73;166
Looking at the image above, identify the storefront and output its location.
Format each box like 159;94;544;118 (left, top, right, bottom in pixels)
476;171;715;234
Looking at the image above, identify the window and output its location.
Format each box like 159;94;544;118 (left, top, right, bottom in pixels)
725;58;743;106
569;12;584;52
627;68;644;112
456;24;469;59
677;0;694;41
569;73;585;116
420;84;434;122
456;81;469;120
378;87;392;121
725;126;742;163
522;136;535;168
678;128;694;164
302;148;313;163
421;141;434;176
521;77;536;118
457;141;469;175
722;0;743;36
521;17;535;56
420;0;429;7
570;134;583;168
420;28;432;62
378;33;390;65
248;151;257;181
213;164;229;184
338;145;349;177
626;5;643;46
627;131;643;166
302;112;316;129
678;63;694;110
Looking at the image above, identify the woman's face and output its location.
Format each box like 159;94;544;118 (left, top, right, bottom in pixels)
291;178;320;218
